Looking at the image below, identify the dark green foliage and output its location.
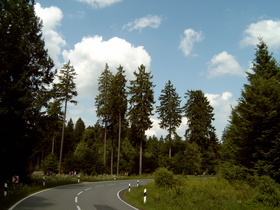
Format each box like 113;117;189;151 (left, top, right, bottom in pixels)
154;167;174;189
128;64;155;175
157;80;182;158
42;154;58;174
0;0;55;182
222;40;280;182
183;90;219;174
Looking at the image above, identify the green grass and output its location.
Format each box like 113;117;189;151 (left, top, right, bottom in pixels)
125;176;279;210
0;173;152;210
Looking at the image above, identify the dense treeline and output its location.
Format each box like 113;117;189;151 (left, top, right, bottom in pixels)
1;0;279;185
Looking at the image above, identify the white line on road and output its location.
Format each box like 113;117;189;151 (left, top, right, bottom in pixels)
95;185;103;187
75;196;78;203
76;205;81;210
77;191;83;195
117;188;139;210
85;187;92;191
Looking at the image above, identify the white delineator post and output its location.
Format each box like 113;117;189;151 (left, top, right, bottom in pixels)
4;183;7;196
78;175;80;183
137;180;139;187
144;189;147;204
42;176;45;187
128;183;131;192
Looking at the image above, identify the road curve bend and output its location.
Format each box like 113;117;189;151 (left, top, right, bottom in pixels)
9;179;152;210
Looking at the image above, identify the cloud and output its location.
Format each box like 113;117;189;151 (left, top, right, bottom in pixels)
123;15;162;32
145;117;188;138
179;28;204;57
77;0;123;8
207;51;245;78
62;35;151;99
34;3;66;66
240;19;280;50
205;92;237;139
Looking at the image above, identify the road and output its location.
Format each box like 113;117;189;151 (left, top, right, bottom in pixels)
9;179;152;210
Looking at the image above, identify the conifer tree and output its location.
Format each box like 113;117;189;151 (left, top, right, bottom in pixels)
110;65;127;175
128;64;155;175
55;61;78;173
95;63;113;168
157;80;182;158
0;0;55;182
223;40;280;181
183;90;219;173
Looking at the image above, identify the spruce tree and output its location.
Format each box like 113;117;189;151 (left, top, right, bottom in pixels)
223;40;280;181
95;63;113;168
0;0;55;182
157;80;182;158
110;65;127;175
183;90;219;173
128;64;155;175
54;61;78;173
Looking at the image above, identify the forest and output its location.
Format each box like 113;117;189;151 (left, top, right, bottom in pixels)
1;0;280;185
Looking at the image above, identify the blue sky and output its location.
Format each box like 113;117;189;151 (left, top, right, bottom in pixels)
35;0;280;140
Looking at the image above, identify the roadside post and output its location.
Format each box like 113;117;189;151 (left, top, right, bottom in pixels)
128;183;131;192
78;175;80;183
4;183;7;196
42;176;45;187
144;189;147;204
137;180;139;187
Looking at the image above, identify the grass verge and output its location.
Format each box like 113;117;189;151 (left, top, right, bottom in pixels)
125;176;279;210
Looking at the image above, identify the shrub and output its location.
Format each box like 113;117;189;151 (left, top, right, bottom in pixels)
218;162;248;182
154;167;174;189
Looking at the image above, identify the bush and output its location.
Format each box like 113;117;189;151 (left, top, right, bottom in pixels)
218;162;248;182
154;167;174;189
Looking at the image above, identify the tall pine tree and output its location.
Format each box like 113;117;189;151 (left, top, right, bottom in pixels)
157;80;182;158
183;90;219;174
95;63;113;169
223;40;280;181
0;0;55;182
128;64;155;175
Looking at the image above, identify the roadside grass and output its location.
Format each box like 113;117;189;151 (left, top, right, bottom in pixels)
125;176;279;210
0;173;152;210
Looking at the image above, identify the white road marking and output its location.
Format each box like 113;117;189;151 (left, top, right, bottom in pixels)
117;188;139;210
75;196;78;203
77;191;83;195
76;205;81;210
85;187;92;191
95;185;103;187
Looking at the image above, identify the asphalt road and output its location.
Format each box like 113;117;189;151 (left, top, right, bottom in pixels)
9;179;153;210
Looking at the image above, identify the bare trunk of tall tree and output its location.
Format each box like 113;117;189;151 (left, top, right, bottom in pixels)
169;128;172;158
58;99;67;174
104;124;107;167
117;113;121;175
139;138;142;175
111;141;113;175
51;133;55;154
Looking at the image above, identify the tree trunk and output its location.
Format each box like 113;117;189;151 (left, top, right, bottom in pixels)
51;133;55;154
117;113;121;175
169;129;172;158
111;141;113;175
139;138;142;175
58;99;67;174
104;124;107;167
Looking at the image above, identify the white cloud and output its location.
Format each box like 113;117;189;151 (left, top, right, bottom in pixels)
240;19;280;50
62;35;151;99
77;0;123;8
207;51;245;78
145;116;188;138
123;15;162;32
34;3;66;66
205;92;237;139
179;28;204;57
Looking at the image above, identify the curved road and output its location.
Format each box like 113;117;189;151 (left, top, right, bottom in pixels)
9;179;152;210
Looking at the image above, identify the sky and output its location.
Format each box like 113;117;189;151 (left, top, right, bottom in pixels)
34;0;280;140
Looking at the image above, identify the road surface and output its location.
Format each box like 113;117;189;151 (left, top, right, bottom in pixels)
9;179;152;210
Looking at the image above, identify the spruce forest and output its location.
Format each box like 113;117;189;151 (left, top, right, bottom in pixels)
1;0;280;186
